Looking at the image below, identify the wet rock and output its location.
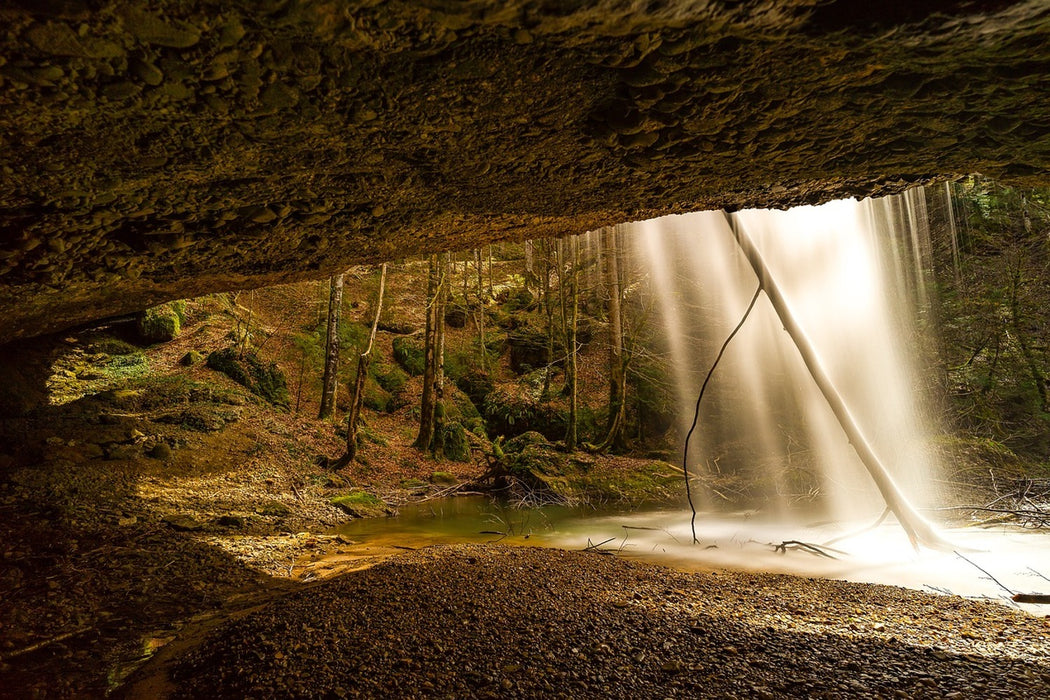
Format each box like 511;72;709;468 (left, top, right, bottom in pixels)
119;8;201;48
147;442;172;460
25;23;87;57
129;58;163;86
163;513;203;531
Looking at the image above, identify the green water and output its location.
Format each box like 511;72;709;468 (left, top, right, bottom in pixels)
331;495;673;549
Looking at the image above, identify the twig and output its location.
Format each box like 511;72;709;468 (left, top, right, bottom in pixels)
955;551;1015;596
772;540;840;559
682;282;762;545
583;537;616;552
1028;567;1050;584
0;626;94;662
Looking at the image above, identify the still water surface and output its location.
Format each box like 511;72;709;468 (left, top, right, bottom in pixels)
333;496;1050;615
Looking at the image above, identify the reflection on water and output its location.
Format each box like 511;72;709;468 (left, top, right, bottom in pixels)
333;496;1050;615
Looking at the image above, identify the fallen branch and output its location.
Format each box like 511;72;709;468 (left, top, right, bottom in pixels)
955;551;1015;596
0;626;94;662
1011;593;1050;604
682;282;762;545
772;540;841;559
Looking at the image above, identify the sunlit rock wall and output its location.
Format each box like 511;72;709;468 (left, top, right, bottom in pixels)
1;1;1049;341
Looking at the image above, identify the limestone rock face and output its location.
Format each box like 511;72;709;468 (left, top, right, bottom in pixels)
2;1;1049;342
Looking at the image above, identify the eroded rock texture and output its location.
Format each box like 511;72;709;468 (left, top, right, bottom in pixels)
1;1;1049;341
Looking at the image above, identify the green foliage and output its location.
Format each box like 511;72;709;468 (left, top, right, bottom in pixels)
136;303;182;343
483;387;564;439
206;347;290;407
392;336;426;376
937;178;1050;457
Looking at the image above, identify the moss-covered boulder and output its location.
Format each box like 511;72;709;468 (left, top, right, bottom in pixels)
206;347;290;407
180;350;205;366
392;336;426;376
330;491;390;518
136;302;184;343
438;421;471;463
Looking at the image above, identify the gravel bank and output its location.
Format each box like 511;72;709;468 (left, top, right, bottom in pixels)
154;544;1050;699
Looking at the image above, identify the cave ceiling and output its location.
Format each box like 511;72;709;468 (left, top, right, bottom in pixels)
1;0;1049;342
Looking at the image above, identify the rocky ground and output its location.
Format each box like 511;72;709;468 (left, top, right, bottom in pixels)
122;544;1050;699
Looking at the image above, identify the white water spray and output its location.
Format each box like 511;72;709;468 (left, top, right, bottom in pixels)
629;194;944;540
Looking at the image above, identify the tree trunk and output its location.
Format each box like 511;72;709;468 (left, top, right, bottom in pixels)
318;273;344;421
341;264;387;465
601;226;627;450
433;253;449;457
414;255;440;451
474;247;487;372
542;240;554;398
724;213;948;550
566;236;580;450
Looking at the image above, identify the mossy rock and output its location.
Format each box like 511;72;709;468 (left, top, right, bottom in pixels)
330;491;389;518
455;369;494;407
206;347;290;407
372;362;408;396
392;336;425;376
437;421;471;463
257;500;291;517
136;302;182;343
86;335;139;356
362;377;393;412
429;471;458;485
504;430;550;453
444;305;468;328
180;350;205;366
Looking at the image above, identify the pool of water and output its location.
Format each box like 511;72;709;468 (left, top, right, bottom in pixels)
332;496;1050;614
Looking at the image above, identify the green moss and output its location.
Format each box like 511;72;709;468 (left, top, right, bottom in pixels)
136;303;182;343
206;347;290;407
372;362;408;395
429;471;458;485
330;491;388;518
392;336;426;376
438;421;471;462
362;377;393;412
86;334;139;356
180;350;205;366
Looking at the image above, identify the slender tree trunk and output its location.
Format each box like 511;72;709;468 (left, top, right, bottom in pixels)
525;239;535;295
415;255;440;450
474;247;487;372
601;227;627;450
318;273;344;420
487;245;494;297
341;264;387;465
566;235;580;450
433;253;449;457
542;240;554;398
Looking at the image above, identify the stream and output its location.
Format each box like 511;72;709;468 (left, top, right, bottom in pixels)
332;496;1050;615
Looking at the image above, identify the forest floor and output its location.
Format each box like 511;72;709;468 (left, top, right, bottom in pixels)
2;272;1049;698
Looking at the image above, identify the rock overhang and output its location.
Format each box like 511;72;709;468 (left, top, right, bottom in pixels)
1;0;1049;342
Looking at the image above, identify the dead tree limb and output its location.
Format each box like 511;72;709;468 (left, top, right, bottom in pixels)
724;213;949;551
682;283;762;545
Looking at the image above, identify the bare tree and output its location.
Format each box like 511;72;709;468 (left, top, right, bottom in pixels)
600;227;627;450
318;273;344;421
333;264;387;467
415;254;441;451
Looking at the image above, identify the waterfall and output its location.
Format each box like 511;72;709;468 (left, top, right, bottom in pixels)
628;192;942;526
